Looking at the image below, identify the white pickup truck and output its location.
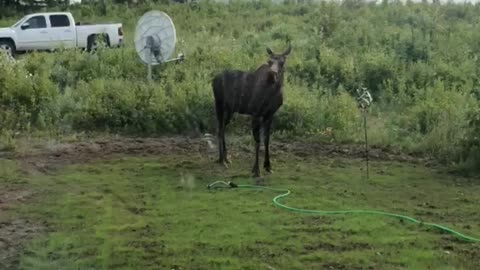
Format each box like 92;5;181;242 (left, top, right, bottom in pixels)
0;12;124;57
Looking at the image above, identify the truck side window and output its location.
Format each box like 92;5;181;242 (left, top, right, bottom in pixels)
50;15;70;28
26;16;47;29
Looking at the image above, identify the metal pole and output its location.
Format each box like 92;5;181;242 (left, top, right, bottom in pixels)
363;108;369;180
356;87;372;181
147;63;152;81
146;36;153;81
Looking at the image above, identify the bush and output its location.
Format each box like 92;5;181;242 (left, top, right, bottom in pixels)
393;80;477;161
0;53;58;133
460;108;480;171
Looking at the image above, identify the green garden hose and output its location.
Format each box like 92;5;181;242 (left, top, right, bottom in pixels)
207;181;480;243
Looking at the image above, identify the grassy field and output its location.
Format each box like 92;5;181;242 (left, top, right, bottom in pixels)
1;137;479;269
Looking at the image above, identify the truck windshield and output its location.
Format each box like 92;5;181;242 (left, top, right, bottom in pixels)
12;16;27;27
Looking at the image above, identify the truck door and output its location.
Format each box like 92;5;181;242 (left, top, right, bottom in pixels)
48;14;76;49
15;15;50;50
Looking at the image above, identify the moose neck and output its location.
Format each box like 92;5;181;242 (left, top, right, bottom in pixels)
256;64;285;87
276;70;285;85
271;69;285;88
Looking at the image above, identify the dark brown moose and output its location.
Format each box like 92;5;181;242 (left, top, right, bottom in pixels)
212;44;292;177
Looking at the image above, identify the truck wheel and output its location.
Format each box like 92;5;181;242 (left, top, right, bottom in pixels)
87;34;110;52
87;35;97;52
0;40;15;59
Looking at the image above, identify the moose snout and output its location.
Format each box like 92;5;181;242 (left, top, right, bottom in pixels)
270;63;280;73
269;64;280;82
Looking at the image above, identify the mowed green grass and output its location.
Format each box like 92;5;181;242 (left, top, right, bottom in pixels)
3;152;480;270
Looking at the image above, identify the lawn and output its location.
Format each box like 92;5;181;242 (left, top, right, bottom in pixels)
1;138;479;270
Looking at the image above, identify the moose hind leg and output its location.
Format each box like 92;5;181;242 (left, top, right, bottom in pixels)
251;117;262;177
263;115;273;173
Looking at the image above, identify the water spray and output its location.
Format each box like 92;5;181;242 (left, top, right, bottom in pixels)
356;87;373;180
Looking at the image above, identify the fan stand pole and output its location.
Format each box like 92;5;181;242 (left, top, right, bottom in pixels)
148;63;152;81
146;35;153;81
363;106;369;180
147;50;152;81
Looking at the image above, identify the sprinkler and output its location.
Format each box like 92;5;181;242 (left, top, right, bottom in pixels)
356;87;373;180
207;180;238;189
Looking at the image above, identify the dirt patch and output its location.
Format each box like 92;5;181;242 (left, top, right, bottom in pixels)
2;135;432;175
279;141;427;164
437;240;480;268
300;216;335;226
304;241;371;252
0;188;41;270
0;219;44;270
9;136;212;173
0;187;33;211
320;262;367;270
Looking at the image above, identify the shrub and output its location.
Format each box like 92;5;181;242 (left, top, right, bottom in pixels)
394;80;477;161
460;108;480;171
0;53;58;132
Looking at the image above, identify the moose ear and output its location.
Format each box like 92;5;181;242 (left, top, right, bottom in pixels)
283;44;292;56
266;47;273;55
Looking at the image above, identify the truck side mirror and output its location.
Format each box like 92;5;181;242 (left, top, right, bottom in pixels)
21;22;30;30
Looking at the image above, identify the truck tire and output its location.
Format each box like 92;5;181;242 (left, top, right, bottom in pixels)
0;40;15;59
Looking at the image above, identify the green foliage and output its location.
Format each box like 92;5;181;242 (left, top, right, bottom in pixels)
1;1;480;169
0;129;17;151
394;80;476;161
460;108;480;171
0;53;58;133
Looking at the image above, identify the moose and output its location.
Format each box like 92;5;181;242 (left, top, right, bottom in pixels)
212;44;292;177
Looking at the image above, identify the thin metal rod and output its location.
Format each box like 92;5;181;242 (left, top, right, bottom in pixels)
147;63;152;81
363;108;369;180
146;36;153;81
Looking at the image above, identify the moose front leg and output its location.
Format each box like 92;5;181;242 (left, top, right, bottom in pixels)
263;115;273;173
217;126;225;166
223;111;233;164
251;116;262;177
215;105;227;168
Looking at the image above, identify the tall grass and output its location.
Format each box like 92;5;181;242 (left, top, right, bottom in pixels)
0;0;479;170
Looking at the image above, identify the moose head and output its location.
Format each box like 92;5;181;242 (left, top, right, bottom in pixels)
266;44;292;83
